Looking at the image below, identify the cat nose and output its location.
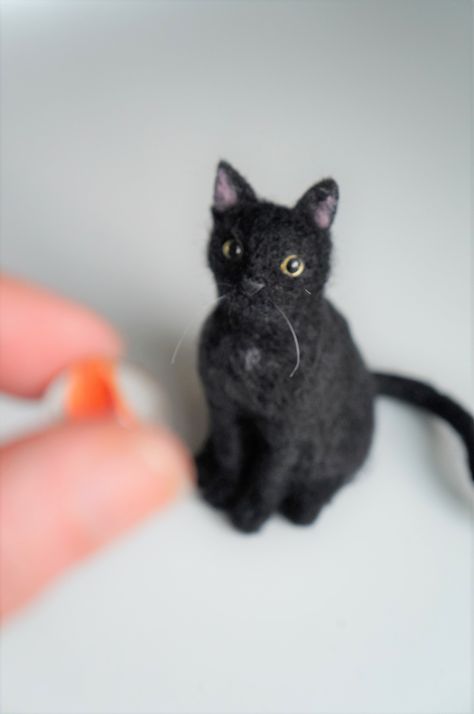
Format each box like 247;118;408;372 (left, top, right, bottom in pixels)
242;278;265;297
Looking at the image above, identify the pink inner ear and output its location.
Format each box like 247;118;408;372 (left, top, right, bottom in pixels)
214;168;238;210
314;195;336;229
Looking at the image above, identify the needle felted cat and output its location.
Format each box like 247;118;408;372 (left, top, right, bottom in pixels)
196;161;474;533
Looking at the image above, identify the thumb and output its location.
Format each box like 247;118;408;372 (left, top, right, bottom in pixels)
0;420;193;621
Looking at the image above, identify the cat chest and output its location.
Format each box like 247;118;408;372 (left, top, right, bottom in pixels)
242;346;262;372
203;331;301;411
210;335;280;378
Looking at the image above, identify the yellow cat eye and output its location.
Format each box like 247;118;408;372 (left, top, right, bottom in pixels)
222;238;243;260
280;254;305;277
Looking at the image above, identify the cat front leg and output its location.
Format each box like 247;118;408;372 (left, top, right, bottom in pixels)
196;407;244;510
229;442;297;533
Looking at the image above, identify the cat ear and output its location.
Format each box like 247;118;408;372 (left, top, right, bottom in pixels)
295;178;339;230
213;160;257;212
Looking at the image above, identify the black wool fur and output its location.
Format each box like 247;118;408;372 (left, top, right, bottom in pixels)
196;161;474;533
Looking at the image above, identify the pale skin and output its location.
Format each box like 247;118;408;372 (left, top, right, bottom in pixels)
0;275;194;621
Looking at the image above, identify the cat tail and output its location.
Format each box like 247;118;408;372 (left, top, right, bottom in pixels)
373;372;474;479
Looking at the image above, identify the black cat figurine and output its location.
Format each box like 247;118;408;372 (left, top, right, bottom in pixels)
196;161;473;533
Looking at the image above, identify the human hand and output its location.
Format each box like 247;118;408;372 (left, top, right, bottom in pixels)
0;275;193;621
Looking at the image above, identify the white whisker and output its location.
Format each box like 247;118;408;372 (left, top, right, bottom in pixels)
170;323;193;365
304;288;312;295
272;301;301;378
171;295;228;365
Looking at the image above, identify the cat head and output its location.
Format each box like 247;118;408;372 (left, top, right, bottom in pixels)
207;161;338;314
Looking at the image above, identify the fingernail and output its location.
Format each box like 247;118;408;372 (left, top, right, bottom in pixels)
132;427;194;496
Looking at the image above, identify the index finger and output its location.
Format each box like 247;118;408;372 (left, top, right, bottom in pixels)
0;275;122;398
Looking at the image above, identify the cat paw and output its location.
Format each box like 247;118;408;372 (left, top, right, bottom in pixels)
280;499;322;526
280;477;345;526
229;501;271;534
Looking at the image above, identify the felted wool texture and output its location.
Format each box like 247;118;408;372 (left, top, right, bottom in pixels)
196;161;474;533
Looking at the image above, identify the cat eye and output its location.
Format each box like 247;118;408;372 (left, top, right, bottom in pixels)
280;255;305;277
222;238;243;260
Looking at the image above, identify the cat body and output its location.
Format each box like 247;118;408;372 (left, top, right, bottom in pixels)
196;161;474;532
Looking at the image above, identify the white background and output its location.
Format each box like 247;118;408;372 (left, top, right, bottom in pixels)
0;2;472;713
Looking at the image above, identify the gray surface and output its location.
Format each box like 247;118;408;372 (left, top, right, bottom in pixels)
0;2;472;713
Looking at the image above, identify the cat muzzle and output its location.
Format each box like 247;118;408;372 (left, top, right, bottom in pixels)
242;278;265;297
